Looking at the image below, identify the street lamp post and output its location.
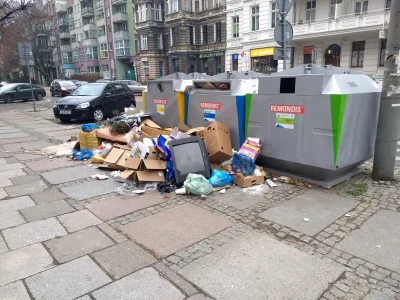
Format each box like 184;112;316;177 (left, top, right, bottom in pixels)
23;41;37;112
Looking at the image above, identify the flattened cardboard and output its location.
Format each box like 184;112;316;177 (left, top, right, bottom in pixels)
104;148;125;169
116;150;132;169
133;129;152;143
147;146;159;160
177;122;191;132
141;119;161;129
120;170;135;180
204;121;232;164
232;173;264;188
96;127;126;143
186;127;206;138
142;159;167;170
123;157;143;170
135;170;165;182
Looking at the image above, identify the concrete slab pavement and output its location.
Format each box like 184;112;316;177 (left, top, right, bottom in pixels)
61;180;121;201
0;281;31;300
42;165;101;184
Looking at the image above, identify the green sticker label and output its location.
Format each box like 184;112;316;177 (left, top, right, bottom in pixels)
276;113;294;129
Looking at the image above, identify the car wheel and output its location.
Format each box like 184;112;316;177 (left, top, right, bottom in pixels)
4;94;13;103
93;107;104;121
130;101;136;108
36;93;43;101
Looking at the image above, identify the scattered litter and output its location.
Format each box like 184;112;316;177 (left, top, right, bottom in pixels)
56;149;73;157
90;174;109;180
175;187;188;195
208;169;232;187
345;214;351;217
376;245;381;248
73;149;93;161
110;170;122;178
266;179;277;187
133;190;146;194
82;123;99;132
144;182;158;192
304;218;310;222
219;189;226;194
184;173;213;196
201;195;206;199
157;180;177;193
242;184;269;196
49;156;53;159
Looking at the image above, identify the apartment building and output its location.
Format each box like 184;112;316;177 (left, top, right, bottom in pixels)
225;0;392;77
164;0;227;75
133;0;167;82
53;0;136;79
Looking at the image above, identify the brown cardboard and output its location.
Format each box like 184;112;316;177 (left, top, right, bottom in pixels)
211;163;223;171
142;159;167;170
232;173;264;188
120;170;135;180
135;170;165;182
79;131;101;149
177;122;191;132
147;146;159;160
104;148;125;169
96;127;126;143
133;129;152;142
141;119;161;129
186;127;206;138
204;122;233;164
140;125;160;138
116;150;132;169
123;157;143;170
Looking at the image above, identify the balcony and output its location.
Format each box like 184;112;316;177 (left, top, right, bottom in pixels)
112;12;128;23
113;30;129;40
116;48;130;58
56;2;67;14
83;22;96;31
111;0;126;6
98;34;107;43
62;57;73;64
59;32;70;39
95;1;103;10
61;45;72;52
58;18;68;26
37;28;50;36
81;7;94;17
38;45;50;52
69;13;74;20
83;38;98;46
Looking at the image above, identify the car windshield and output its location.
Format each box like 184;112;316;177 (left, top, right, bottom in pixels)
70;84;104;96
0;83;20;92
59;81;75;87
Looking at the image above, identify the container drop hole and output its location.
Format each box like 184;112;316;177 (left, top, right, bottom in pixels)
280;77;296;94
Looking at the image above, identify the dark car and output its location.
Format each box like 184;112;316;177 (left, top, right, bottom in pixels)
50;80;77;97
113;80;146;94
0;83;46;103
53;83;136;122
71;80;88;87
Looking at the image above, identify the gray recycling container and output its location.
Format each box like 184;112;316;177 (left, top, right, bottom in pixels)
246;65;381;188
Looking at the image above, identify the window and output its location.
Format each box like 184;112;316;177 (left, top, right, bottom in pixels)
101;65;110;78
88;66;100;73
100;43;108;58
106;8;109;17
114;84;125;94
86;46;98;60
201;0;207;11
121;22;128;31
232;16;239;38
355;0;368;15
306;1;316;22
98;12;104;20
215;56;221;74
271;2;279;28
232;59;238;71
115;40;130;56
170;0;178;13
172;26;179;46
157;34;163;49
140;34;148;50
186;0;192;12
98;26;105;36
138;4;146;22
202;58;208;73
329;0;336;19
79;48;85;61
154;3;162;21
214;0;221;8
104;84;114;94
189;26;194;45
135;39;139;53
215;22;221;42
379;39;387;66
351;41;365;67
159;61;164;76
74;67;80;73
73;50;79;62
202;25;207;44
251;5;259;31
118;5;126;13
386;0;392;9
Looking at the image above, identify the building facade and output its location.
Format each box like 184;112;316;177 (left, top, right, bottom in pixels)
133;0;167;82
53;0;136;79
164;0;227;75
225;0;391;77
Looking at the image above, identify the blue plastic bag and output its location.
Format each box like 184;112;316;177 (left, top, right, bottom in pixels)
231;151;256;176
153;135;171;161
82;123;99;132
73;149;93;161
166;160;175;180
208;169;232;187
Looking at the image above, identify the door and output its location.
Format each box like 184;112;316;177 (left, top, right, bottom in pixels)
101;84;118;116
16;84;32;100
113;83;130;112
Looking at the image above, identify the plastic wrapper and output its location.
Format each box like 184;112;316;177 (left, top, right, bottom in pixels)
101;143;112;156
166;160;175;180
157;180;176;193
92;154;105;164
124;126;138;143
72;149;93;161
81;123;99;132
184;173;213;196
231;151;256;176
154;135;171;160
208;169;232;187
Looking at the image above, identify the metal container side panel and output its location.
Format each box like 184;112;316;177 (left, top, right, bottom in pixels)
295;75;324;96
258;77;280;95
337;93;380;167
186;90;243;149
260;94;335;170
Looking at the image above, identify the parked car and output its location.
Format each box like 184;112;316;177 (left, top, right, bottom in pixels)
0;81;9;87
96;79;111;83
53;83;136;122
113;80;146;94
71;80;88;87
0;83;46;103
50;80;77;97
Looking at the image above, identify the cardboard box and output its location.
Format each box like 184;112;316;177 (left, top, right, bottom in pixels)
131;141;149;159
104;144;132;170
96;127;126;144
204;122;232;164
186;127;206;138
122;157;143;170
135;170;165;182
147;146;159;160
120;170;135;180
141;119;161;129
233;173;264;188
132;129;152;143
238;138;262;162
79;131;101;149
177;122;191;132
142;159;167;170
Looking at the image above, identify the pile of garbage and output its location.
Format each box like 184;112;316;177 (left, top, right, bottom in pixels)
61;108;284;196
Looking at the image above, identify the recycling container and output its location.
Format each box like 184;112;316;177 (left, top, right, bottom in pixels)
245;65;381;187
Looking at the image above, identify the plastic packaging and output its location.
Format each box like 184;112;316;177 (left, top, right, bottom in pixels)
175;187;189;195
231;151;256;176
166;160;175;180
154;135;171;160
157;180;176;193
123;126;138;143
92;154;105;164
72;149;93;161
208;169;232;187
184;173;213;196
101;143;112;156
81;123;99;132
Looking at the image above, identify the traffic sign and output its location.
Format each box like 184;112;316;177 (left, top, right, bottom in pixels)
273;47;292;60
276;0;293;12
274;21;293;47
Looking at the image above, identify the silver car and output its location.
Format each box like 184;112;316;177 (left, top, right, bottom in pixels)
113;80;145;94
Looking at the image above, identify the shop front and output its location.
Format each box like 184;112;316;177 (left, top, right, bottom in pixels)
231;54;239;71
167;51;225;75
198;51;225;75
250;47;277;74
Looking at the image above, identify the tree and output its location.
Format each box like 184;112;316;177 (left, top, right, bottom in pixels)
0;0;33;28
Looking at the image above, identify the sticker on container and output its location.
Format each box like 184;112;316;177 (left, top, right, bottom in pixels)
200;102;221;110
204;109;216;122
276;113;295;129
270;104;304;114
154;98;168;105
156;104;165;115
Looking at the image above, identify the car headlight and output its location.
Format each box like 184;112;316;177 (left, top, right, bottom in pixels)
53;101;59;108
76;102;90;109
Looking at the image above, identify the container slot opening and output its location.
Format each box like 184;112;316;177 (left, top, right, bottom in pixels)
280;77;296;94
193;82;230;90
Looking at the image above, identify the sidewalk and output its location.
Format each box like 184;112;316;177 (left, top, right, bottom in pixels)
0;110;400;300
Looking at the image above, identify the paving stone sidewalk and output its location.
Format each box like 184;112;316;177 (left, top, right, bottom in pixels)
0;110;400;300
